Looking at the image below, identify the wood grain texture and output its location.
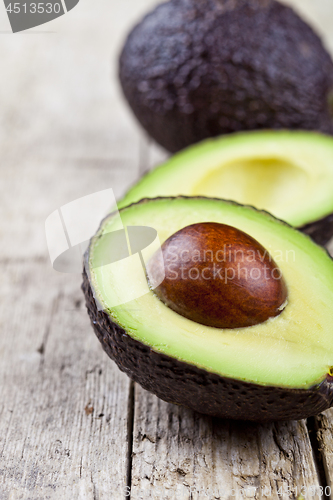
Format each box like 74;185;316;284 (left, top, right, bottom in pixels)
314;410;333;494
0;0;148;497
0;263;132;500
130;387;322;500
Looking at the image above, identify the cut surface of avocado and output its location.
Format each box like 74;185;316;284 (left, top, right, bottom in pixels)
119;131;333;228
88;197;333;390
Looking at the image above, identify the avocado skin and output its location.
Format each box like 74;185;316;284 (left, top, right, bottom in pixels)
119;0;333;152
82;268;333;422
300;213;333;246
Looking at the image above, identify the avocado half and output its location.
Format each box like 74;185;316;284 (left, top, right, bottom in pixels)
82;197;333;422
119;0;333;152
120;131;333;246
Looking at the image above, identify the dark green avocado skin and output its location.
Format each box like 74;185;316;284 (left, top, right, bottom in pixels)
119;0;333;152
300;213;333;246
82;268;333;422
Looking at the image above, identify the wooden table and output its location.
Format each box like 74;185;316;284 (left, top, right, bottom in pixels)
1;0;333;498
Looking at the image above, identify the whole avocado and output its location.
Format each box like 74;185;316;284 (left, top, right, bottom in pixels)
119;0;333;152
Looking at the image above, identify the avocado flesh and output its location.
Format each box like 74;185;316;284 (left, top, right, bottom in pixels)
119;131;333;230
88;197;333;391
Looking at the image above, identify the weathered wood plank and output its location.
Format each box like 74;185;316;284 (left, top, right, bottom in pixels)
0;0;149;497
130;386;322;500
0;0;163;260
313;410;333;497
0;262;132;500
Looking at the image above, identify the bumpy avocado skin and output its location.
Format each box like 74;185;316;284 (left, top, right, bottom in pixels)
82;268;333;422
119;0;333;152
300;213;333;246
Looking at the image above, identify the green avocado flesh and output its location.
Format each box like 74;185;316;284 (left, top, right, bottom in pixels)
88;197;333;390
119;131;333;228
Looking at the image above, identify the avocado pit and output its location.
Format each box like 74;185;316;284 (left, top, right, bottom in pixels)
147;222;288;329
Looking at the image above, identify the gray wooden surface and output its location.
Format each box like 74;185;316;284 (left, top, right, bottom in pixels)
0;1;333;499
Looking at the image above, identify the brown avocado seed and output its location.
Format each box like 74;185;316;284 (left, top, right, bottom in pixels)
147;222;288;329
